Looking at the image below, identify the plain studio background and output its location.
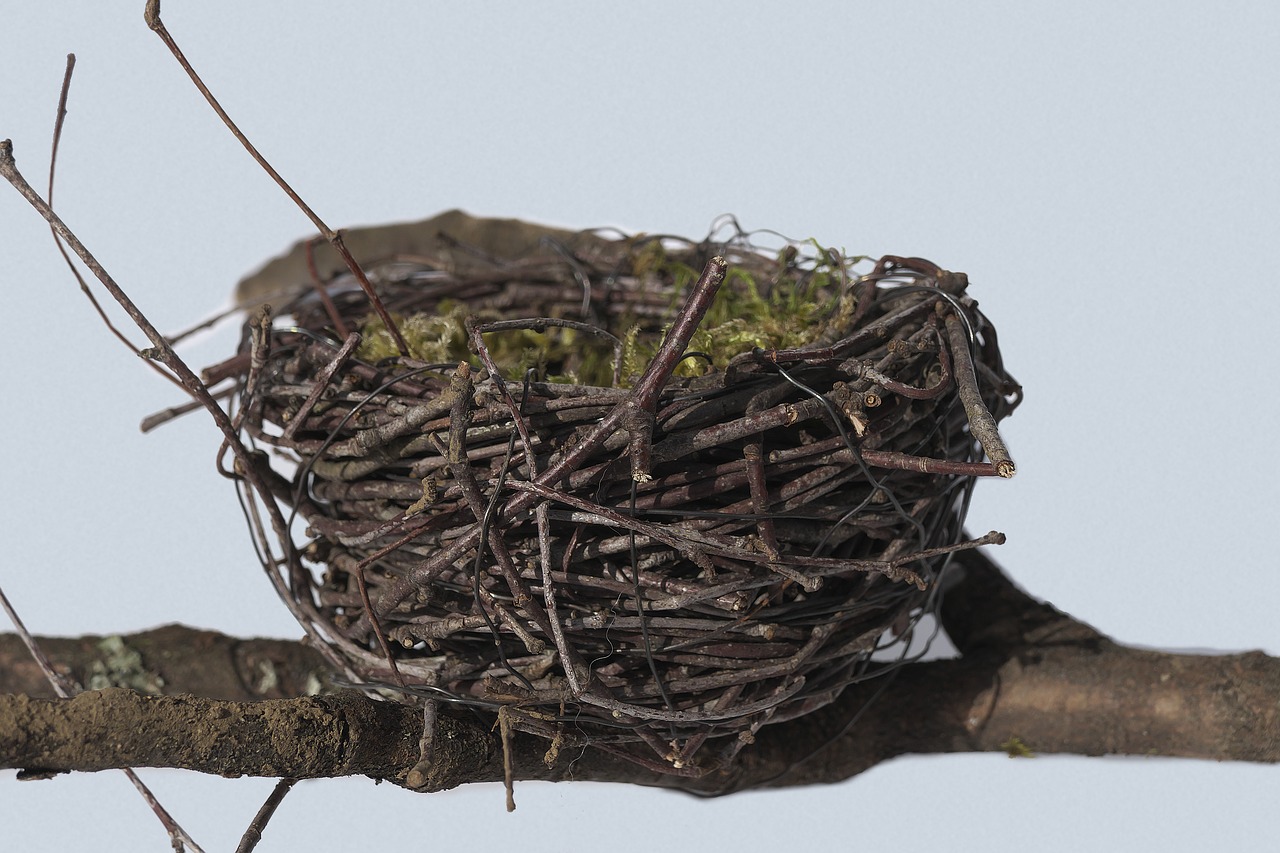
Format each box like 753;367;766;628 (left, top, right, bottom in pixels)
2;2;1276;851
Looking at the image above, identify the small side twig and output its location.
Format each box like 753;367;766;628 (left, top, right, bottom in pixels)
281;331;362;444
404;700;439;790
943;311;1015;478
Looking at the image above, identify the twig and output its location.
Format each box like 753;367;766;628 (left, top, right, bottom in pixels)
0;138;343;671
0;586;73;699
623;256;727;480
142;0;408;356
1;584;208;852
234;778;298;853
140;385;235;433
943;311;1015;478
404;701;439;790
281;331;362;443
42;53;186;393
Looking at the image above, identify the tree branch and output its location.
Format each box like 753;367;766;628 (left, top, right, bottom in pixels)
3;555;1276;793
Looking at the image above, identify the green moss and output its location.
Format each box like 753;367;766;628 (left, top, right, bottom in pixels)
1001;736;1036;758
356;301;621;386
357;299;472;364
627;240;856;380
354;240;858;387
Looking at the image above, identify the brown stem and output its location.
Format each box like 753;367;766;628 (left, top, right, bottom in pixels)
143;0;408;355
3;634;1276;791
280;331;362;444
234;778;297;853
41;56;186;394
0;139;348;676
944;311;1015;478
3;541;1276;791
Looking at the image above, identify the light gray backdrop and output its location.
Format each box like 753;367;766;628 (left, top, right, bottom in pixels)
2;2;1276;850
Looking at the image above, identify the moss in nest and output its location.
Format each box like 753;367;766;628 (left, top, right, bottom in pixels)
356;300;621;386
356;239;856;386
356;299;472;364
627;242;856;380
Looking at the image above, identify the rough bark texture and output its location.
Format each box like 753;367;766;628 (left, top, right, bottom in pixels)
2;551;1277;793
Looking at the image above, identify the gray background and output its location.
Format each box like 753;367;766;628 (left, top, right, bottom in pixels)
2;2;1276;850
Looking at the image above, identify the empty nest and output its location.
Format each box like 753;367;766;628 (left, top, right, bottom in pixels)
215;210;1020;777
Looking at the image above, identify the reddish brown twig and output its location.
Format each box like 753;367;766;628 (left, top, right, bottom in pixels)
143;0;407;355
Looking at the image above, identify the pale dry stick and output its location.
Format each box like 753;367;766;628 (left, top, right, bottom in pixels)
859;450;1008;478
226;306;272;440
497;708;518;811
742;438;783;559
0;583;208;853
942;311;1015;478
534;501;588;695
0;139;346;676
887;529;1005;571
436;370;559;655
142;0;409;356
44;53;72;240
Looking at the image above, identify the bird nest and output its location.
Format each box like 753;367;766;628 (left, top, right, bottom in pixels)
213;210;1020;777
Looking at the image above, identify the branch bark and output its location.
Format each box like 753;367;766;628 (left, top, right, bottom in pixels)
2;554;1277;793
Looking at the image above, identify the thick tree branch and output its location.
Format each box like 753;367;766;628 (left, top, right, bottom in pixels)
3;558;1277;794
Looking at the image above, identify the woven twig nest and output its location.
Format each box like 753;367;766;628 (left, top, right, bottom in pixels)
218;210;1020;777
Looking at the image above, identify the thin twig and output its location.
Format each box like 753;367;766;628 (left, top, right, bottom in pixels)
234;778;298;853
142;0;408;355
0;584;73;699
1;585;208;852
404;701;438;790
944;311;1015;478
281;331;362;443
0;138;341;669
43;54;185;392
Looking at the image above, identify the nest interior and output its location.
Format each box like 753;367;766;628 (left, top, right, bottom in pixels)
219;209;1020;777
